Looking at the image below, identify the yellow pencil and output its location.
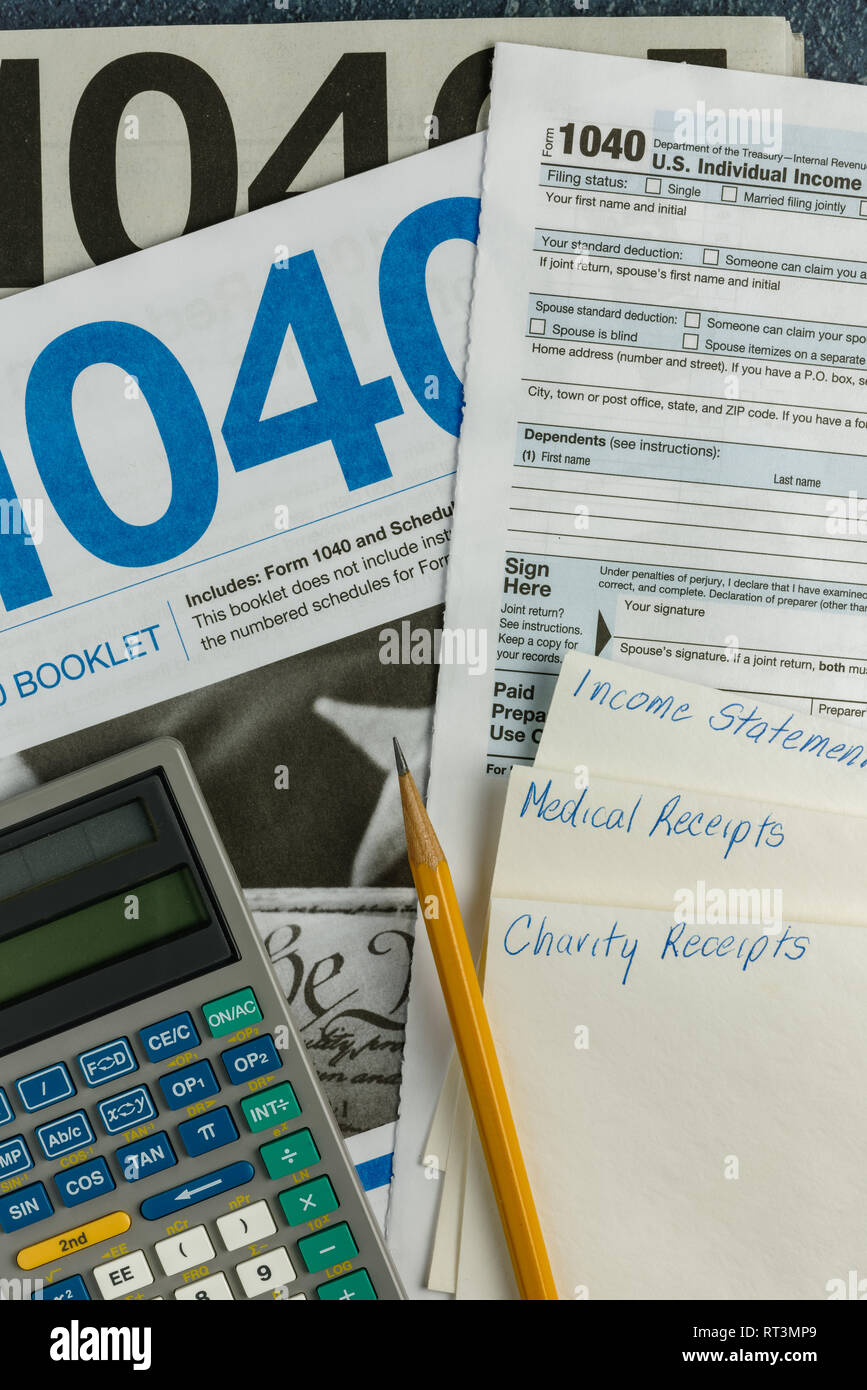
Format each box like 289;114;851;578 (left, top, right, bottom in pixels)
394;739;558;1301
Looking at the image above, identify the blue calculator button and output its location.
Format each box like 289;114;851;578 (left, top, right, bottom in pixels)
139;1011;200;1063
0;1136;33;1180
0;1088;13;1127
139;1160;255;1220
36;1111;96;1161
0;1181;53;1233
115;1131;177;1183
77;1037;137;1088
16;1063;74;1113
158;1060;219;1110
33;1274;90;1301
97;1085;157;1136
220;1034;282;1086
178;1106;239;1158
54;1157;115;1208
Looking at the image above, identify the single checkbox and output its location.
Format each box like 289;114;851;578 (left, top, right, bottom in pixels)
685;311;700;328
703;247;720;265
721;185;738;203
682;332;699;349
644;177;661;194
529;317;546;335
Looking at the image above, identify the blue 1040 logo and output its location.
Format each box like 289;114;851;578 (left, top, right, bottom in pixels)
1;194;479;614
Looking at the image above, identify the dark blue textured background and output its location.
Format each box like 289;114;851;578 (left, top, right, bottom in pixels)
0;2;863;85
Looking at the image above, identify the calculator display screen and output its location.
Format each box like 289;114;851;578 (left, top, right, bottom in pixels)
0;768;239;1056
0;868;208;1007
0;799;153;902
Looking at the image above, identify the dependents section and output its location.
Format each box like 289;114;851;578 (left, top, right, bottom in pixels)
484;174;867;771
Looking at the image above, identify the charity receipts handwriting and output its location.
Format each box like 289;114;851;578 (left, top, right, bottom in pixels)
500;909;809;985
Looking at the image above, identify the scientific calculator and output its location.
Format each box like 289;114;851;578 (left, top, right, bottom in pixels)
0;739;404;1302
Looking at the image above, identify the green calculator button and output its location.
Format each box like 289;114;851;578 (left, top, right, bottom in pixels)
279;1176;338;1226
298;1221;358;1273
203;986;262;1038
317;1269;377;1301
260;1128;319;1178
241;1083;300;1133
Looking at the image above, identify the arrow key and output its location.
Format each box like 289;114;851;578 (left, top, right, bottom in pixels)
139;1160;254;1220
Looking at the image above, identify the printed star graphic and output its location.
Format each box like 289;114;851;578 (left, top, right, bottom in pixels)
312;697;433;885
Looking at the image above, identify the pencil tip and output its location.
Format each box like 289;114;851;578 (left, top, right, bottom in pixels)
393;737;409;777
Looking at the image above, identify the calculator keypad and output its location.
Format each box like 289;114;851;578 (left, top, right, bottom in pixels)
17;1210;130;1268
235;1246;295;1298
76;1038;137;1088
4;983;381;1301
16;1063;75;1112
158;1059;219;1110
93;1249;153;1300
178;1106;238;1158
174;1271;233;1300
139;1160;255;1221
139;1012;200;1063
260;1128;320;1179
54;1156;114;1208
0;1135;33;1180
97;1084;157;1135
36;1110;95;1159
220;1034;282;1085
154;1224;215;1275
115;1131;177;1183
0;1180;53;1234
241;1082;300;1131
33;1273;90;1301
317;1269;378;1302
216;1199;275;1251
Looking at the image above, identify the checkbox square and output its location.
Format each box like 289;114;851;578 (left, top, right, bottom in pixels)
721;185;738;203
682;332;699;349
684;311;701;329
529;317;546;336
644;177;661;194
860;200;867;217
703;247;720;265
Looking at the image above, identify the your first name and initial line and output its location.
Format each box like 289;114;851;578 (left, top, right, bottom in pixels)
532;144;867;372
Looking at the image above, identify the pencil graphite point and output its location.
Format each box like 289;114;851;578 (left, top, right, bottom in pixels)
393;737;409;777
